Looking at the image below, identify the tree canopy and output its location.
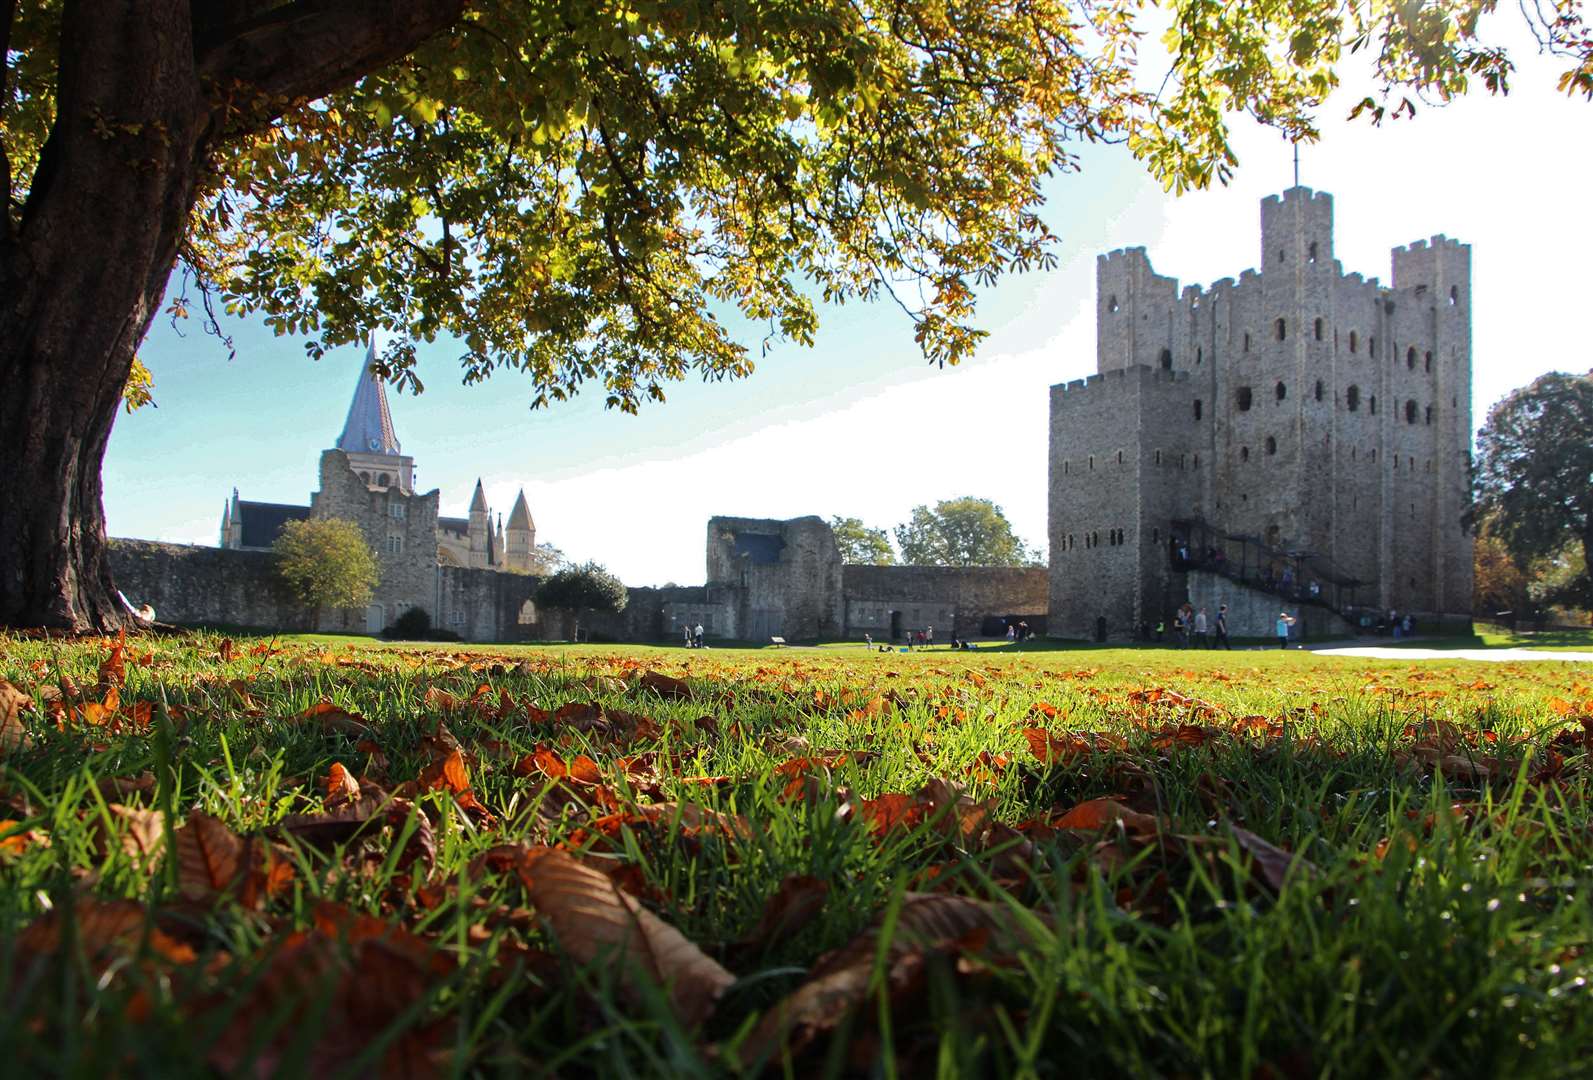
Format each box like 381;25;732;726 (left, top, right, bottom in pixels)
894;497;1039;568
829;517;895;566
4;0;1592;630
1475;370;1593;609
536;561;628;640
272;518;380;625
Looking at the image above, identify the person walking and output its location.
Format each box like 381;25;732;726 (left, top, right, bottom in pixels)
693;622;705;648
1275;610;1296;649
683;624;693;648
925;625;934;648
1214;604;1231;649
1006;624;1017;643
1194;607;1209;648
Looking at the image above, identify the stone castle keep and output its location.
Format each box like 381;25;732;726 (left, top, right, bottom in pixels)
111;186;1474;642
1048;186;1473;637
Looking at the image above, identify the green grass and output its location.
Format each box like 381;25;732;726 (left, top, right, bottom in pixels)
2;632;1592;1076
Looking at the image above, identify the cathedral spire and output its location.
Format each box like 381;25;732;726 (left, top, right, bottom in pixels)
335;337;401;456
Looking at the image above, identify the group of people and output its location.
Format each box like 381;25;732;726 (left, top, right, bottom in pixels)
1005;621;1033;642
680;622;706;648
1164;603;1232;649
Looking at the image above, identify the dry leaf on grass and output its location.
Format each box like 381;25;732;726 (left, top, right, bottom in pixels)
1230;825;1317;892
738;892;1044;1065
0;680;35;754
513;847;734;1028
734;874;829;955
94;804;165;871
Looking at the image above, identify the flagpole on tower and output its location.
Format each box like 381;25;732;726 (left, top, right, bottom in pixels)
1292;140;1300;188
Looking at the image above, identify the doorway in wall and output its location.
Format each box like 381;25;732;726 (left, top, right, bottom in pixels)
364;604;385;634
889;611;903;641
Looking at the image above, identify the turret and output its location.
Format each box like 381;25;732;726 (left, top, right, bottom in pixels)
468;479;489;568
219;500;231;548
1260;186;1334;276
1095;247;1179;373
504;489;536;571
333;337;415;493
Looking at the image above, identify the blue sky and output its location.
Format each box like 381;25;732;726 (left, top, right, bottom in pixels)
105;37;1592;586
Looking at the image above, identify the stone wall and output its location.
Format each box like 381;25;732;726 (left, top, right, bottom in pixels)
1185;571;1355;641
840;565;1048;640
110;540;300;630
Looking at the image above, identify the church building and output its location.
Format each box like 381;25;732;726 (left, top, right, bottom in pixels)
219;341;538;632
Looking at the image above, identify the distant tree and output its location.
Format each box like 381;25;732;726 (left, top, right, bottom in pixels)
829;517;895;566
273;519;379;629
529;543;569;576
1476;371;1593;610
536;562;628;643
893;498;1040;567
1473;530;1529;620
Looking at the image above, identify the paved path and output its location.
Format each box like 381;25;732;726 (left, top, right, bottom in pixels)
1310;644;1593;663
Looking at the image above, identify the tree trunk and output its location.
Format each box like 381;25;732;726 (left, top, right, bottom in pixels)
0;0;465;631
0;3;212;631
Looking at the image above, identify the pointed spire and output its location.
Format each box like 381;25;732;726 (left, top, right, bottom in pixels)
507;489;534;531
469;478;488;513
335;337;401;456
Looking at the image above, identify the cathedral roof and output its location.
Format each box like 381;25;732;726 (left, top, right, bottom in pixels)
334;339;401;456
235;501;310;549
469;478;488;513
507;489;534;531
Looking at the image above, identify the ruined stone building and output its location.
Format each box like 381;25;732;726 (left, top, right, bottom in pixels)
1048;187;1474;638
217;341;539;633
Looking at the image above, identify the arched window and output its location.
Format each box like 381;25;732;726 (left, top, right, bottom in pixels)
1370;395;1378;415
1308;241;1319;263
1346;385;1360;411
1196;347;1203;365
1275;318;1287;341
1275;381;1287;402
359;472;371;484
1449;286;1458;305
1425;405;1433;425
1369;335;1377;358
1405;399;1418;424
378;473;390;487
1424;351;1432;372
1089;455;1094;470
1265;436;1277;455
1406;346;1416;370
1193;399;1203;421
1314;380;1324;402
1349;331;1358;353
1243;332;1251;353
1314;317;1324;341
1159;348;1172;370
1064;461;1069;475
1194;454;1200;468
1108;295;1119;313
1236;386;1253;411
1117;449;1124;464
1240;446;1250;462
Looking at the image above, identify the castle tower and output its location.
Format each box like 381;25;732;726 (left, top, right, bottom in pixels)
468;479;490;568
335;338;415;494
504;489;535;571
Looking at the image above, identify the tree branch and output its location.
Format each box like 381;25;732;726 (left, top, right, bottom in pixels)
0;0;15;237
196;0;466;121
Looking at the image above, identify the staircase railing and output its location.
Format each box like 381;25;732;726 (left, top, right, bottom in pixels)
1168;516;1379;626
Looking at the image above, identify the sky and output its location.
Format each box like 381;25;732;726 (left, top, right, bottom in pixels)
104;26;1593;587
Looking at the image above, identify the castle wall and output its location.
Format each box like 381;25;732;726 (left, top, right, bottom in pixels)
839;565;1048;639
706;516;844;640
110;540;299;630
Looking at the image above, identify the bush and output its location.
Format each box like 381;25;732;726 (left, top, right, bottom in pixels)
385;606;432;640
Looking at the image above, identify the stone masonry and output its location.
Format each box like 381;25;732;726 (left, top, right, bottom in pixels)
1049;187;1473;639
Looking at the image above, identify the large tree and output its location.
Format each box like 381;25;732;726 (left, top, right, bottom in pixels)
1475;370;1593;609
3;1;1590;630
829;517;895;566
894;497;1039;567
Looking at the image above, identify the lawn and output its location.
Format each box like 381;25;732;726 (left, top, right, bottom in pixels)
2;632;1591;1076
